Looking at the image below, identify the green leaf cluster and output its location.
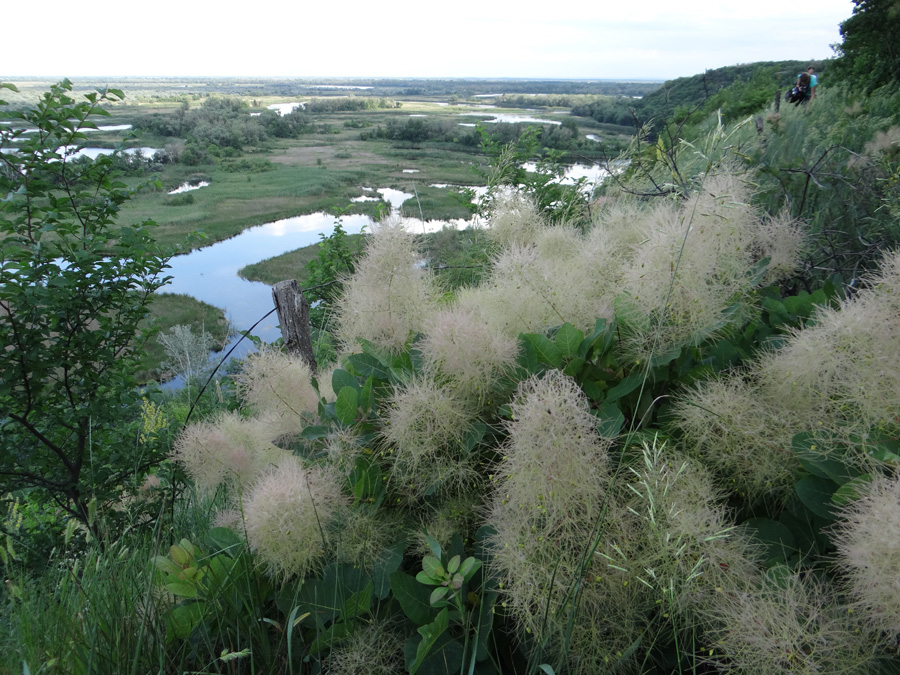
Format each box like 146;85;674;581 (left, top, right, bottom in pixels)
0;80;171;529
832;0;900;92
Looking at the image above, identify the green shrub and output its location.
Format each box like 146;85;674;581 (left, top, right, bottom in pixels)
0;80;170;532
165;192;194;206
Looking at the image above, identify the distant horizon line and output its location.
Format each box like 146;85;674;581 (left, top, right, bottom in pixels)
1;74;670;83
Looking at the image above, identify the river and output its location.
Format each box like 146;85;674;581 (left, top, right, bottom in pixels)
156;160;614;383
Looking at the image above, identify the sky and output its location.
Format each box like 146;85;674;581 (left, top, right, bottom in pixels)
5;0;854;81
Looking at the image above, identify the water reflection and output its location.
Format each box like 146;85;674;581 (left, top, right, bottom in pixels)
460;112;561;125
165;213;372;346
158;179;495;385
168;180;210;195
163;207;473;349
298;84;373;90
522;161;609;186
267;102;306;116
376;188;414;211
88;124;133;132
349;187;415;210
5;124;133;133
61;146;160;160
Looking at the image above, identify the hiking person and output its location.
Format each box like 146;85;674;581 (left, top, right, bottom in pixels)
787;72;810;105
805;66;818;101
791;66;818;106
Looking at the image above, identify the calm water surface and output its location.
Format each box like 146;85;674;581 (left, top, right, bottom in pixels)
164;213;372;345
168;180;210;195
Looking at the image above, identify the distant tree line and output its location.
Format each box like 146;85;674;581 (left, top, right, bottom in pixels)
360;117;460;143
135;97;283;165
6;77;665;107
494;93;624;109
304;97;400;112
138;78;661;99
571;97;636;127
384;78;661;97
360;116;617;156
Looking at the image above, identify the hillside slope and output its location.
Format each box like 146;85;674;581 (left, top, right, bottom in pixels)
575;59;825;127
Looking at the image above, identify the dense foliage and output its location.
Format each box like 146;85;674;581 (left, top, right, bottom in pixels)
135;97;294;165
302;216;365;349
305;97;399;113
0;81;170;531
832;0;900;92
573;60;817;130
360;116;608;157
614;83;900;284
138;168;900;673
378;78;660;98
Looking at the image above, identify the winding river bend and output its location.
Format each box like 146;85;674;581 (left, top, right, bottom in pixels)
160;192;474;370
158;160;613;378
163;212;373;351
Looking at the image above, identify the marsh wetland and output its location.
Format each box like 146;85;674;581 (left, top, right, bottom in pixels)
2;76;651;379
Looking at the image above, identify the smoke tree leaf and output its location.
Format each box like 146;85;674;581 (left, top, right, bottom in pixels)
421;555;444;580
331;368;359;394
794;476;838;521
831;474;873;507
372;541;406;600
390;571;439;626
335;387;359;425
301;425;332;441
554;323;584;357
164;581;198;599
359;375;374;413
165;602;205;641
347;353;390;380
744;517;796;564
593;401;625;438
409;608;450;674
605;372;643;402
522;333;563;369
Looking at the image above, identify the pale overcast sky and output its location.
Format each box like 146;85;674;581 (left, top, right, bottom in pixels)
6;0;853;81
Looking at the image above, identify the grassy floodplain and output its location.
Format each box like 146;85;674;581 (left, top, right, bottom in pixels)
4;77;646;252
116;99;589;251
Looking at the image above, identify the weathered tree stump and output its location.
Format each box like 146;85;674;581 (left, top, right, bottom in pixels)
272;279;317;373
